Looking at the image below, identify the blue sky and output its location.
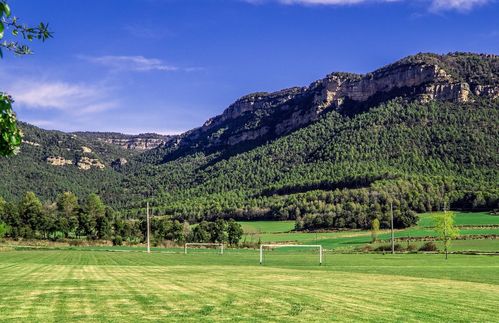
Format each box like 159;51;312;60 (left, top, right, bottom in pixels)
1;0;498;134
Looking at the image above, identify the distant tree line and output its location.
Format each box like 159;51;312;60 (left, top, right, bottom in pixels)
151;177;497;231
0;192;243;246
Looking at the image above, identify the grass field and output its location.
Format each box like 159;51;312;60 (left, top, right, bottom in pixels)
0;249;498;322
240;212;499;252
238;220;295;233
418;212;499;227
1;212;498;321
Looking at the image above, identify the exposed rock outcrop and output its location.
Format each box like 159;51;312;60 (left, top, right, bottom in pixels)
98;137;168;150
313;64;468;108
82;146;92;153
202;88;304;131
77;157;105;170
72;132;173;151
46;156;72;166
23;140;41;147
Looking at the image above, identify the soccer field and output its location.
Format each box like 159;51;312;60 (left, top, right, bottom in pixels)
0;250;498;322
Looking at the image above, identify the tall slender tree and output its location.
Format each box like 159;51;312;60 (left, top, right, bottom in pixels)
56;192;79;238
434;210;459;260
18;192;43;237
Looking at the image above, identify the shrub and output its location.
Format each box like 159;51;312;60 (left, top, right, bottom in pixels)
68;240;84;246
375;243;404;252
359;244;374;252
406;243;418;252
419;241;438;252
112;236;123;246
0;222;8;239
49;235;62;242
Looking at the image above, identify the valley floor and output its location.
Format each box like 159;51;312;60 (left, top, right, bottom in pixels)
0;250;498;322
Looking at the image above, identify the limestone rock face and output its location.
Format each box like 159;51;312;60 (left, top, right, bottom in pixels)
99;137;167;150
202;88;304;131
227;126;271;146
314;64;462;108
73;132;173;151
77;157;105;170
473;85;499;99
82;146;92;153
23;140;41;147
275;107;320;136
46;156;72;166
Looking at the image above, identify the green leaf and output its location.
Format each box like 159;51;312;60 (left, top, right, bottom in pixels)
0;22;4;39
4;3;10;17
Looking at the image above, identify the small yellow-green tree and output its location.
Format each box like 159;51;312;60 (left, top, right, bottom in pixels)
434;211;459;259
371;218;380;243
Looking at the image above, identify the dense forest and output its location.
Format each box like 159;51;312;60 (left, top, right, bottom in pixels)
0;53;498;231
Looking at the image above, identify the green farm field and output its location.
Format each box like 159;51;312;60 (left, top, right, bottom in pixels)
240;212;499;252
238;220;295;233
417;212;499;227
0;250;498;322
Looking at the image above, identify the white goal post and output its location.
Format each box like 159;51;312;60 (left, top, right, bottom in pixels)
259;244;323;265
184;243;224;255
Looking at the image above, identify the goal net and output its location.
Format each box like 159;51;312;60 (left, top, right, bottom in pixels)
184;243;224;255
259;244;323;265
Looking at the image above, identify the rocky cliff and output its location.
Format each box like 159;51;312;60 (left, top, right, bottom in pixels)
157;52;498;161
73;132;173;151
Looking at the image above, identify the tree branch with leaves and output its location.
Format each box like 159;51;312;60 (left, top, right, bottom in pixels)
0;0;52;156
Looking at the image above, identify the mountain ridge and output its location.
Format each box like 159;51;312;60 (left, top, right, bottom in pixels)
141;52;498;164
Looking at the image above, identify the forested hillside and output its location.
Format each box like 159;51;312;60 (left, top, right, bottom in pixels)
0;123;129;208
121;99;498;229
1;53;498;230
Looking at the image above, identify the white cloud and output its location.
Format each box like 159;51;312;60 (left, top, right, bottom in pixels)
23;119;60;128
429;0;490;12
245;0;491;11
246;0;400;5
81;55;178;72
7;80;118;115
279;0;387;4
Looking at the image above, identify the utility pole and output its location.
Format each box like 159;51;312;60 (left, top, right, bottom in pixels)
390;201;395;255
444;200;448;260
146;201;151;254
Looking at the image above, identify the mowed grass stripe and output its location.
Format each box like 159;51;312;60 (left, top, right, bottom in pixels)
1;251;498;322
1;266;498;319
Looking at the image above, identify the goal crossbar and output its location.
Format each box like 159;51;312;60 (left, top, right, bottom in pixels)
259;244;323;265
184;243;224;255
